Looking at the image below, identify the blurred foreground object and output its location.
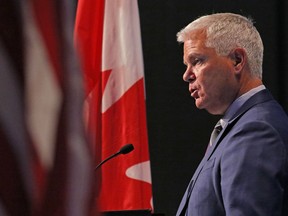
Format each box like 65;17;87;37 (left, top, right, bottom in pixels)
0;0;95;215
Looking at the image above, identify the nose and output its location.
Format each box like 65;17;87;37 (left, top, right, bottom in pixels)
183;66;196;83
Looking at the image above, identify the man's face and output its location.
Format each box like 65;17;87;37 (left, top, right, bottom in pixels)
182;32;239;115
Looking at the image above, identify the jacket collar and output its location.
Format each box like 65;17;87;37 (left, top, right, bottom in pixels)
206;89;273;159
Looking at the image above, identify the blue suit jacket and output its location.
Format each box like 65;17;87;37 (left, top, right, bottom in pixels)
176;89;288;216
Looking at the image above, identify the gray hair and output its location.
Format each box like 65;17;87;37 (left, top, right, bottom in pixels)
177;13;263;79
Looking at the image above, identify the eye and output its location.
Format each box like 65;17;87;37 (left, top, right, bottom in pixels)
192;58;202;66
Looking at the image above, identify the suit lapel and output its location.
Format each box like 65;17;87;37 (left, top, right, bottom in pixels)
206;89;273;159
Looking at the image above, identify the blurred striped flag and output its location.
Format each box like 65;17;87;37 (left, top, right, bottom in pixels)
0;0;95;215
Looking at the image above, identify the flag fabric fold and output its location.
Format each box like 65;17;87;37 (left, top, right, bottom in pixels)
75;0;153;211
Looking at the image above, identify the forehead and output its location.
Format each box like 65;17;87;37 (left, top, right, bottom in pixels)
182;31;219;64
183;30;207;53
183;38;205;54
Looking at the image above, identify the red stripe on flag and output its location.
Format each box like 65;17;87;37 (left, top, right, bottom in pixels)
29;0;62;85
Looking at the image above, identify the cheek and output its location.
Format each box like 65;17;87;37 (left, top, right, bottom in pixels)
201;84;220;102
198;72;216;94
199;69;231;97
211;74;237;102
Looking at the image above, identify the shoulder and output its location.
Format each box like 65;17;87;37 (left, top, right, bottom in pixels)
220;97;288;163
221;106;288;172
237;99;288;138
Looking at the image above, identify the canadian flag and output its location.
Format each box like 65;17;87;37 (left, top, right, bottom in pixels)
75;0;153;212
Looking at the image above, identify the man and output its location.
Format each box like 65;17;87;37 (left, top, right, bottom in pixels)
176;13;288;216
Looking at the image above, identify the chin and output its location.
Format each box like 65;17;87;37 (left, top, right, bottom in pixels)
206;107;225;115
195;99;204;109
197;103;220;115
207;110;221;115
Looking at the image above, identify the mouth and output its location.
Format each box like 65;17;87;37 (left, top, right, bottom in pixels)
189;87;199;99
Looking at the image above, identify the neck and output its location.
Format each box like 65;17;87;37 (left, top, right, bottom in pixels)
236;72;263;98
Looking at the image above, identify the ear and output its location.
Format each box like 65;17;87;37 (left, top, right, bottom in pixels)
229;48;246;74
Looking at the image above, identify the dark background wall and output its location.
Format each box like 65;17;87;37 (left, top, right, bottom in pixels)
137;1;288;215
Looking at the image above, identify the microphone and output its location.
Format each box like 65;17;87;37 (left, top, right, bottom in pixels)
94;144;134;170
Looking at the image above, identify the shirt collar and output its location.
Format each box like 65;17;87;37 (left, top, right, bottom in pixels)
221;85;266;127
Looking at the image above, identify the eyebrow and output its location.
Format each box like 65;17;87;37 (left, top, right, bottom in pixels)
184;53;202;65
